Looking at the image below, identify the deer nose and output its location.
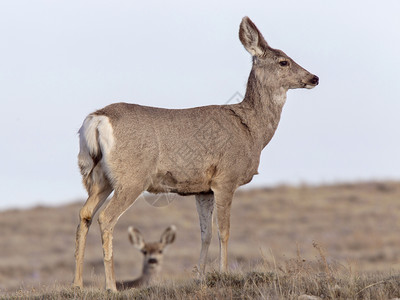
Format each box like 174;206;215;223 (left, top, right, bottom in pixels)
310;75;319;85
148;258;158;264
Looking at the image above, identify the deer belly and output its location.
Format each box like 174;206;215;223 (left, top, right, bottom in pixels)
146;170;212;195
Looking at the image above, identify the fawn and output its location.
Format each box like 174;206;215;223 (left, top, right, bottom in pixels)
117;225;176;289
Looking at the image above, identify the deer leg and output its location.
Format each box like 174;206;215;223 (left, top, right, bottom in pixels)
73;176;112;288
195;193;214;274
98;186;143;291
213;188;234;272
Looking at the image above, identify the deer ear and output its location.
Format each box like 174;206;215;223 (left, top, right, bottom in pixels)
160;225;176;246
128;226;145;250
239;16;268;57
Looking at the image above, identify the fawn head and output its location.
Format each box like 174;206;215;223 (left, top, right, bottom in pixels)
239;16;319;91
128;225;176;275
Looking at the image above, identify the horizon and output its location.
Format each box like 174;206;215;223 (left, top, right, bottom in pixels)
1;179;398;212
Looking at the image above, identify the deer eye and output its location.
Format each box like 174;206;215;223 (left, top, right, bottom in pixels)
158;250;163;254
279;60;289;67
142;250;147;255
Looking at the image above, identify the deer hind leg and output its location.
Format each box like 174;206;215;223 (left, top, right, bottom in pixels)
98;185;144;291
73;165;112;288
212;187;234;272
195;193;214;274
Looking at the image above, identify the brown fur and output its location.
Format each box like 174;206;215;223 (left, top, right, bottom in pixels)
73;16;318;291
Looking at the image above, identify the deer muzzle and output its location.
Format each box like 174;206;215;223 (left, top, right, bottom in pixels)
304;75;319;89
148;258;158;264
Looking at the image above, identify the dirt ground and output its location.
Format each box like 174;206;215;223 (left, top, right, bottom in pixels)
0;181;399;293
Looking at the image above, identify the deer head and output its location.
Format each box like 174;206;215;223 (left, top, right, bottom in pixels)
239;16;319;92
128;225;176;280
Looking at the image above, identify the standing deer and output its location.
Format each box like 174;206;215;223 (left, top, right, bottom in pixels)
117;225;176;289
73;16;319;291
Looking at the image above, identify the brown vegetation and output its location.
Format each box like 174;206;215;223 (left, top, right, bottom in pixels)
1;181;400;299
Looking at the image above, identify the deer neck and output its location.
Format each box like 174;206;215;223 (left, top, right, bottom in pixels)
141;264;161;283
238;69;286;149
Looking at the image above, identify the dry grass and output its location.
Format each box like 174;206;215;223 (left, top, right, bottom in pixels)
1;181;400;299
3;268;400;299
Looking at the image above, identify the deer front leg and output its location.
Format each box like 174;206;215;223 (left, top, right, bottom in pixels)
213;188;234;272
195;193;214;274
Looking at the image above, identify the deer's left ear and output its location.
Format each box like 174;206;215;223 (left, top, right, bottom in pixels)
160;225;176;246
239;16;268;57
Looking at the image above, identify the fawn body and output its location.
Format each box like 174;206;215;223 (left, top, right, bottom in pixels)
73;16;319;291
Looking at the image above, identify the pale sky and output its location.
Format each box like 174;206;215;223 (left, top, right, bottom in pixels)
1;0;399;210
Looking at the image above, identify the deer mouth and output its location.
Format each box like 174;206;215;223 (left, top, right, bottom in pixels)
148;264;157;269
304;75;319;89
304;84;316;89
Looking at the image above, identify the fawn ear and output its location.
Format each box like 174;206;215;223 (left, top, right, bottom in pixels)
128;226;145;250
160;225;176;246
239;16;268;57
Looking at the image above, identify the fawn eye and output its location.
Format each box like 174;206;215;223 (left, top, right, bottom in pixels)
142;250;147;255
158;250;163;254
279;60;289;67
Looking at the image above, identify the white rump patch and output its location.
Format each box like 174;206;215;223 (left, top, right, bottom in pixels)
97;116;116;182
78;115;115;181
96;116;115;157
80;116;99;155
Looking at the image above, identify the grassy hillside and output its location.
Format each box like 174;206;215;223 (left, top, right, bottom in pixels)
1;182;400;299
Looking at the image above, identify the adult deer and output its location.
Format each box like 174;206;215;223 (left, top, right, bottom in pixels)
73;16;319;291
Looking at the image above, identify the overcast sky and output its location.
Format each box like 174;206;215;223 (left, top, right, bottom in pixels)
1;0;399;210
